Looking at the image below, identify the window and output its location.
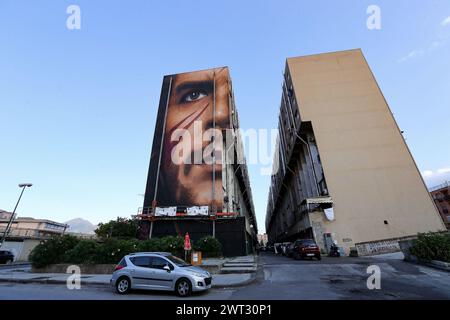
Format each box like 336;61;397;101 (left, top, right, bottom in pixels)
117;258;127;268
295;239;316;246
166;255;190;267
130;256;151;268
151;257;171;270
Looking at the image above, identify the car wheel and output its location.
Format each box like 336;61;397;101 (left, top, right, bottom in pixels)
116;276;131;294
293;252;299;260
316;255;322;261
175;278;192;297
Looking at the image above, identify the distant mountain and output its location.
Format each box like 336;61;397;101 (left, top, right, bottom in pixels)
65;218;97;234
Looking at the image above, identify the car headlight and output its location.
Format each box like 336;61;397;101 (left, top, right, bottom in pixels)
192;272;207;278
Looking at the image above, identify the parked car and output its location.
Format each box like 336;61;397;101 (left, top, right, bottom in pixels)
0;250;14;264
281;242;292;256
285;243;296;258
110;252;212;297
274;243;283;254
291;239;321;260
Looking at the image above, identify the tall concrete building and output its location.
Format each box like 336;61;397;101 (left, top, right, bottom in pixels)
137;67;257;256
430;181;450;230
265;49;446;256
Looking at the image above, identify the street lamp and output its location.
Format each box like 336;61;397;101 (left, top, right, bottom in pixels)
0;183;33;247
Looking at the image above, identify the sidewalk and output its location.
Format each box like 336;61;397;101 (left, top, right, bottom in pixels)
0;271;255;288
0;255;258;288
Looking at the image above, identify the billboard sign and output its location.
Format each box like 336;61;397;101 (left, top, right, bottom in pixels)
143;67;231;214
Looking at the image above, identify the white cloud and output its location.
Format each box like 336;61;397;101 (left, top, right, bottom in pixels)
442;16;450;27
398;17;450;63
437;167;450;174
398;39;446;63
398;50;424;63
422;170;434;177
422;166;450;188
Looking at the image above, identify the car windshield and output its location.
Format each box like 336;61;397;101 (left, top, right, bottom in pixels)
165;255;191;267
298;240;316;246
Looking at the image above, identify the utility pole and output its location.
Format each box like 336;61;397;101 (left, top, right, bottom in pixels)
0;183;33;248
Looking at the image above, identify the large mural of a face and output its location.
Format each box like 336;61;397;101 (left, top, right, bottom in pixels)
145;67;230;211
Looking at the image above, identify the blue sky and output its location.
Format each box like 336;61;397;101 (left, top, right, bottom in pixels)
1;0;450;232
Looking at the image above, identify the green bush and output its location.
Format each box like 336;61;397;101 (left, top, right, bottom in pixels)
29;235;79;268
95;217;138;239
410;232;450;263
29;235;187;267
136;238;162;252
159;236;184;257
63;240;99;264
194;236;222;258
94;238;139;264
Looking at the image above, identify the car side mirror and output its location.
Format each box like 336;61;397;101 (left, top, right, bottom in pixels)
163;265;171;272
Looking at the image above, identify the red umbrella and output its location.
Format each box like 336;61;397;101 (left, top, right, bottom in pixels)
184;233;191;261
184;232;191;251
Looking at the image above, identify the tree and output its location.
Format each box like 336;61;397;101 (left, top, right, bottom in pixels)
95;217;138;239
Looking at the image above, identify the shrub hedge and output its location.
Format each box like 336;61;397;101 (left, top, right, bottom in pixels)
193;236;222;258
29;235;79;268
410;231;450;263
29;234;223;267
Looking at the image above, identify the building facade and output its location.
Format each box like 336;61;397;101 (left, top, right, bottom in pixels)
0;211;68;261
0;215;68;239
137;67;257;256
265;49;446;256
430;181;450;230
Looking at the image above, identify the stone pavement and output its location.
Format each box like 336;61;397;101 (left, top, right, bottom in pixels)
0;256;258;288
186;255;257;274
0;271;255;288
220;255;258;274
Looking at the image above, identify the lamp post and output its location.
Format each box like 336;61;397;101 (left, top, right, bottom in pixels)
0;183;33;248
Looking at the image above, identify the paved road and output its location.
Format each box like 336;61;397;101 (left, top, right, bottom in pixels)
0;263;31;272
230;253;450;300
0;282;234;300
1;253;449;300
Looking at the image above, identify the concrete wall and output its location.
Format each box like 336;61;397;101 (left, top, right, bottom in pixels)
287;49;446;253
32;264;116;274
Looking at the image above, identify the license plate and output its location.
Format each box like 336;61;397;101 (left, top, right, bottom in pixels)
307;254;315;257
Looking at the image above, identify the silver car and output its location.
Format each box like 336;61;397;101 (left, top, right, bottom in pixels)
110;252;212;297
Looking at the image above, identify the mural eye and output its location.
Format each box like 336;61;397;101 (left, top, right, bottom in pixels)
182;90;207;103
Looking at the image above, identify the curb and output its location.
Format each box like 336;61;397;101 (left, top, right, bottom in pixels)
0;263;31;268
0;278;107;287
422;261;450;272
404;259;450;273
211;272;257;289
0;274;257;289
